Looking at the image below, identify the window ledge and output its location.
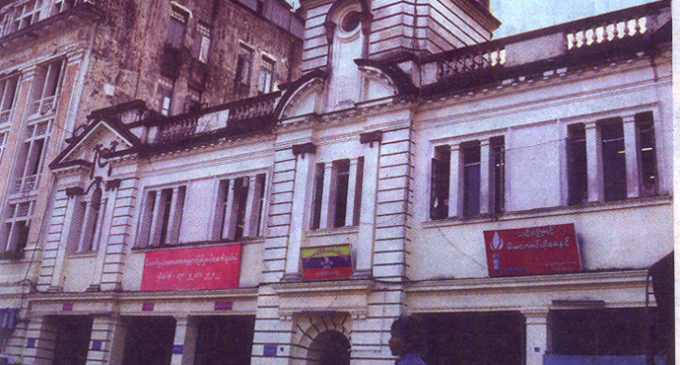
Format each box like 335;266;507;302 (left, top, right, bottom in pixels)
67;252;97;258
306;225;359;237
423;195;672;228
131;237;264;252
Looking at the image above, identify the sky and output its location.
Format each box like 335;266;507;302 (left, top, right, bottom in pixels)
490;0;658;38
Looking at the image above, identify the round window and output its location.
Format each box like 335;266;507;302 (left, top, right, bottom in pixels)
341;11;361;32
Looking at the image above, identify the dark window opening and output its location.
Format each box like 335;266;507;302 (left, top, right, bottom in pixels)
194;316;255;365
122;317;176;365
417;312;525;365
490;136;505;215
158;188;173;245
311;164;325;230
167;6;189;48
636;112;657;198
600;118;626;202
235;45;254;85
341;11;361;32
233;177;249;239
430;146;450;220
52;316;92;365
462;141;481;217
567;123;587;206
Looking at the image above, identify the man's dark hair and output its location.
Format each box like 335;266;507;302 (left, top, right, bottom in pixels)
391;315;423;351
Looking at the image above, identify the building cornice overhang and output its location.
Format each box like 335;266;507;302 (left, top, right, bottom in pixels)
407;270;648;296
273;279;374;320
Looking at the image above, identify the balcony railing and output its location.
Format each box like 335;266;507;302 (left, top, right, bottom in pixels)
155;92;281;143
422;1;668;86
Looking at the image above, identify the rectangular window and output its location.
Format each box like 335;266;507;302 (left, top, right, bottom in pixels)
567;123;588;206
311;158;363;230
31;59;64;116
194;22;211;63
0;131;7;165
235;44;253;85
636;112;657;197
258;56;275;94
11;0;42;32
430;146;450;220
462;141;481;217
184;87;202;113
214;174;267;241
600;118;626;202
167;5;189;48
0;74;19;125
1;201;32;252
67;188;105;254
138;186;186;247
51;0;74;16
490;136;505;215
158;76;175;116
13;120;52;194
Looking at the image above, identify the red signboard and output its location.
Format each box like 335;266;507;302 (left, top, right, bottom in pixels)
141;244;241;291
484;224;581;277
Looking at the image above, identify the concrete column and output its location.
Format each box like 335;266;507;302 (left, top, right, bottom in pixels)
166;187;183;244
585;123;602;202
87;315;126;365
170;317;197;365
21;316;57;365
345;158;359;227
319;162;336;229
352;136;380;279
243;174;261;237
622;115;640;198
522;309;549;365
49;190;77;290
448;143;462;218
479;139;491;215
90;189;118;292
282;144;316;282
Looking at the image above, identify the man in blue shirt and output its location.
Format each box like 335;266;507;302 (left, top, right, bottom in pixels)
389;315;427;365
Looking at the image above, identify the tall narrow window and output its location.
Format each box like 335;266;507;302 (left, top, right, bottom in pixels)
490;136;505;214
67;188;105;253
311;164;325;230
0;132;7;165
13;120;52;194
167;5;189;49
258;56;275;94
51;0;74;15
235;44;253;85
138;186;186;247
636;112;657;197
462;141;481;217
194;22;212;63
31;59;64;116
567;123;588;206
232;177;249;240
158;77;175;116
1;201;32;252
600;119;626;202
430;146;450;220
0;74;19;125
184;87;202;113
11;0;42;32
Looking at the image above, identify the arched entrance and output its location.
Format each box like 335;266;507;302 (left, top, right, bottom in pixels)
306;330;351;365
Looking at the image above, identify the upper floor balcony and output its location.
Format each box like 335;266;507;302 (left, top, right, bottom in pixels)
413;0;670;95
0;0;104;47
152;91;281;145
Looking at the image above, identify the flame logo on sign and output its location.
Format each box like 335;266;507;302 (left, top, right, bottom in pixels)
490;232;504;251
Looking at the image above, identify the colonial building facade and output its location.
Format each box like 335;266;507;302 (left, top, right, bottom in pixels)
0;0;672;365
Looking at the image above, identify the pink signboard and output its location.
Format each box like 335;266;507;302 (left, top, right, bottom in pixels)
141;244;241;291
484;224;581;277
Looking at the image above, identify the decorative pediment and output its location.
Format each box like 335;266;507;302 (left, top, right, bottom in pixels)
50;118;140;172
